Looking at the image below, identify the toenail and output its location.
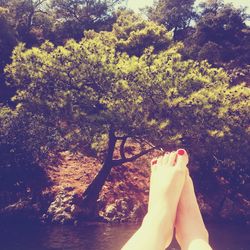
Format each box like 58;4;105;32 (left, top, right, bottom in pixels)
177;149;185;155
152;159;157;165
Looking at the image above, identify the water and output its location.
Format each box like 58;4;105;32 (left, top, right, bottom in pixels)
0;222;249;250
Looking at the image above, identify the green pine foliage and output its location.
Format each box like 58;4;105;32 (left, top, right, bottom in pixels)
1;10;249;197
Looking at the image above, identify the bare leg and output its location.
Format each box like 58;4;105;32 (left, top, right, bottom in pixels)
122;150;188;250
175;173;212;250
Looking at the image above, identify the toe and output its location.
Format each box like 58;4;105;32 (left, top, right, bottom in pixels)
175;149;189;169
151;155;164;170
151;158;158;172
151;158;158;166
156;155;164;166
161;152;170;167
168;151;177;166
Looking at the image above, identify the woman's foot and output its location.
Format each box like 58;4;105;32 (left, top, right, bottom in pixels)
147;149;189;246
122;149;189;250
175;173;212;250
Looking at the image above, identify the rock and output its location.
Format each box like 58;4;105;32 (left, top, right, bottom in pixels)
99;198;146;223
197;194;213;218
0;199;41;222
52;211;72;224
46;190;80;224
119;200;129;212
64;205;72;213
4;199;30;212
220;198;234;219
130;204;146;221
71;204;82;216
63;186;74;192
105;204;117;217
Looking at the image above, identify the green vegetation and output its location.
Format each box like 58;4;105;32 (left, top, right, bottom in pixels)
0;0;249;221
147;0;196;36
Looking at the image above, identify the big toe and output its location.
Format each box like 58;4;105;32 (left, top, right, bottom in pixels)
175;149;189;169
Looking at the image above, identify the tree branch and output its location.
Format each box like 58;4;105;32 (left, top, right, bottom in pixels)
115;135;129;140
133;136;156;149
119;136;127;160
34;9;49;15
112;146;157;166
105;124;117;161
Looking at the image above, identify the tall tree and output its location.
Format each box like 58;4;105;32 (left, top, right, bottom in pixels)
0;0;53;47
183;0;249;65
147;0;196;39
113;10;172;56
51;0;124;41
0;7;17;103
0;1;55;104
5;11;249;217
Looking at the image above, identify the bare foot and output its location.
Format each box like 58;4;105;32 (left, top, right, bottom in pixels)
175;173;212;250
122;149;189;250
147;149;189;246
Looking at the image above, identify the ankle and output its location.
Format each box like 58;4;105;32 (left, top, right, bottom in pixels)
186;238;212;250
142;211;174;247
176;226;209;250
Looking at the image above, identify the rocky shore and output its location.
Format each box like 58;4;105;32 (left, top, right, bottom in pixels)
0;151;249;225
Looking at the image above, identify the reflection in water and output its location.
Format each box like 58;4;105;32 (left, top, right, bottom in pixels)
208;223;250;250
0;222;249;250
45;225;83;249
43;223;138;250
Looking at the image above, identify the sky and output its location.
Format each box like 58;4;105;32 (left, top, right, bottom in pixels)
126;0;250;13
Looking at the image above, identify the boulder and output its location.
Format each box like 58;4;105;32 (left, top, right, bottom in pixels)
46;189;81;224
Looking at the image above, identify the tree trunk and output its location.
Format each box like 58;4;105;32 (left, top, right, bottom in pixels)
79;129;157;219
80;127;116;218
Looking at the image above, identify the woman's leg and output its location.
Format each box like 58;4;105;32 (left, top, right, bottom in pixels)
175;172;212;250
122;150;188;250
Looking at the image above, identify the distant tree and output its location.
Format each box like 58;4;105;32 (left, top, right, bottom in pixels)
0;7;17;72
147;0;196;39
0;7;17;103
0;1;125;104
183;0;249;65
0;0;55;47
5;12;250;217
51;0;124;42
0;1;56;104
0;103;53;210
112;10;172;56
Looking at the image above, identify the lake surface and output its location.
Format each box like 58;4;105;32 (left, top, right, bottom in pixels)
0;222;249;250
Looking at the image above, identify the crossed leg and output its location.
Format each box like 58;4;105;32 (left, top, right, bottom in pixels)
175;171;212;250
122;149;188;250
122;149;212;250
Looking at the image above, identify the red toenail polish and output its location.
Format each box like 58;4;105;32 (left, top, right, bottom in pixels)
177;149;185;155
152;159;157;165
